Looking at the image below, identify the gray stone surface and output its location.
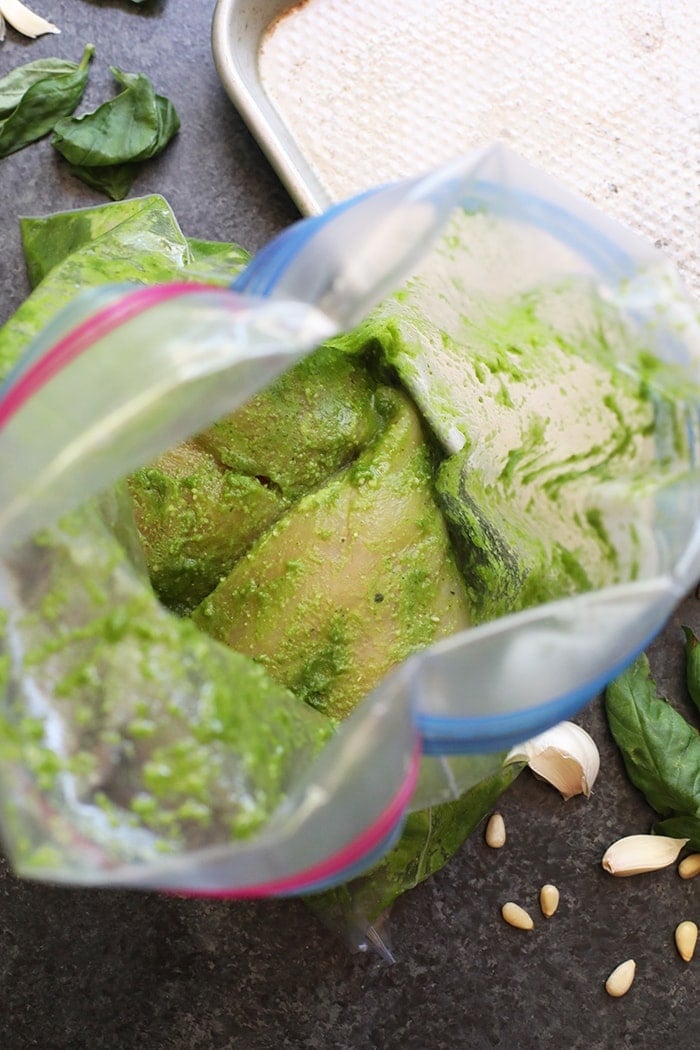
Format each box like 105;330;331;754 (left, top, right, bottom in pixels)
0;2;698;1047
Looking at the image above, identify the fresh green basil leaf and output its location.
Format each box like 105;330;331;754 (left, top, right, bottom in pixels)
305;759;522;932
0;44;94;159
6;197;248;380
20;197;165;286
605;653;700;819
52;68;159;166
51;67;179;167
1;196;191;380
653;814;700;850
70;95;181;199
184;238;251;282
51;66;179;197
682;625;700;714
146;93;180;158
66;160;138;202
0;57;90;118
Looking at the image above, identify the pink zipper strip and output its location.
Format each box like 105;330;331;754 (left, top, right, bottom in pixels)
0;282;232;431
173;737;422;899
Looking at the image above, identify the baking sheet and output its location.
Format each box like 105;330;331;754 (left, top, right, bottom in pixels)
212;0;700;300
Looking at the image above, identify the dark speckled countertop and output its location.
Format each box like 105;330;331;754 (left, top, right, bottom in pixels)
0;2;698;1047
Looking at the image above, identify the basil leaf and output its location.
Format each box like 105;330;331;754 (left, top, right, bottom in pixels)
147;93;180;159
653;814;700;849
63;94;179;200
605;653;700;819
0;57;89;118
0;44;94;159
4;196;248;380
20;197;166;286
52;69;158;165
65;160;138;202
184;238;251;283
51;67;180;199
20;204;251;290
682;625;700;714
306;760;522;932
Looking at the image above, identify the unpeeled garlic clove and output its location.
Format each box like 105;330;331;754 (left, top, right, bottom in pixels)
0;0;59;38
506;721;600;800
602;834;689;876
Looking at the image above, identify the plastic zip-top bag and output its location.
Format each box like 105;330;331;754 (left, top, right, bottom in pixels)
0;146;699;934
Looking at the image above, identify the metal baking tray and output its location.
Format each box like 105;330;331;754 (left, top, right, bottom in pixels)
212;0;331;216
212;0;700;298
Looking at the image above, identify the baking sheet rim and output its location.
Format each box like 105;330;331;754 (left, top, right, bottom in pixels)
212;0;332;217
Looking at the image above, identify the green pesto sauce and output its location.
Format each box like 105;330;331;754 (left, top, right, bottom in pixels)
289;611;354;710
128;343;383;613
192;387;471;720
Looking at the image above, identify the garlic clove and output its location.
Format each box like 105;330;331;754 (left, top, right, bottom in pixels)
602;834;689;876
0;0;59;38
506;721;600;800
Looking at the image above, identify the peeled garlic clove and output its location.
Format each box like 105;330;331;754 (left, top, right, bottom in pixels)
602;834;689;876
506;721;600;800
0;0;59;38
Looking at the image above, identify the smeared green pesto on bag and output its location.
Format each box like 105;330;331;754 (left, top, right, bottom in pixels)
341;208;699;622
0;197;310;868
0;500;333;864
2;195;248;381
0;196;517;904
